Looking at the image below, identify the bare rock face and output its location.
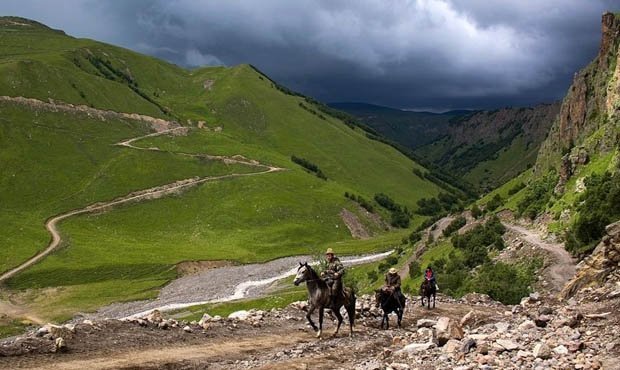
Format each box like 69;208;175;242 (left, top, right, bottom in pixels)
560;221;620;299
536;12;620;178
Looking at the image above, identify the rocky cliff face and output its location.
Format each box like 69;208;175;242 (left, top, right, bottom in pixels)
446;103;559;148
560;221;620;299
536;12;620;184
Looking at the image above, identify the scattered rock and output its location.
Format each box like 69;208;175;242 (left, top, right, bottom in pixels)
533;342;552;359
461;338;476;353
416;319;436;328
228;310;251;321
399;342;435;354
436;317;463;346
54;337;67;353
460;310;475;327
496;339;520;351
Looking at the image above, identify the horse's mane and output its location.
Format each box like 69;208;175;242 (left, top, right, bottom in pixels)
305;263;320;280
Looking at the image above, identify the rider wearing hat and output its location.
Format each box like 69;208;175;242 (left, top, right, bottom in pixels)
321;248;344;298
383;267;403;301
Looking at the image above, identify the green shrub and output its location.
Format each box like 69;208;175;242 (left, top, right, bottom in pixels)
485;194;503;212
471;204;482;219
408;261;421;279
291;155;327;180
508;182;526;195
443;216;467;236
565;172;620;255
516;173;558;220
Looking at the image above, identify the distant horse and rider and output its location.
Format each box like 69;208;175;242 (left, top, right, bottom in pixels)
293;248;356;338
420;265;437;309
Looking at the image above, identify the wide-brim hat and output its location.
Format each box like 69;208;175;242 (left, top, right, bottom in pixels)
325;247;334;255
388;267;398;274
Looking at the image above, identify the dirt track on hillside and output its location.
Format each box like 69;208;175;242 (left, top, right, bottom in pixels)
503;223;576;291
0;101;285;285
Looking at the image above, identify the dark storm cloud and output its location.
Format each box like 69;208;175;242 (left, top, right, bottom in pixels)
0;0;617;109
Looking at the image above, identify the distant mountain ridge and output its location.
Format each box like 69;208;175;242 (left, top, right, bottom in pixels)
333;101;560;191
328;102;469;148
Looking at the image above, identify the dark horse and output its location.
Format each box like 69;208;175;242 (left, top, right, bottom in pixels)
420;278;436;309
374;288;406;329
293;262;356;338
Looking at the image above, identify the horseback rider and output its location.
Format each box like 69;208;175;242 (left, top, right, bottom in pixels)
383;267;404;303
321;248;344;299
383;267;401;294
424;265;438;290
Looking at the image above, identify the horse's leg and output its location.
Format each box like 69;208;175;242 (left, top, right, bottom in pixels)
332;307;343;337
385;311;390;329
433;292;436;308
306;304;318;332
346;301;355;337
397;309;402;328
317;307;324;338
427;294;431;309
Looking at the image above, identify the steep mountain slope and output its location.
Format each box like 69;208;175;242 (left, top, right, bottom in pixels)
487;13;620;256
0;17;449;320
328;102;468;148
417;103;560;191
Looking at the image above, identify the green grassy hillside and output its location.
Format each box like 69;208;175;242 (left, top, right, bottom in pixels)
0;17;447;320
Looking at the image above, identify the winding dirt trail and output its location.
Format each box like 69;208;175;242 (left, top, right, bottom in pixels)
0;121;284;284
503;223;576;291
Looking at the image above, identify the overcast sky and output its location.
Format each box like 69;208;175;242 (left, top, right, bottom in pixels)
1;0;617;110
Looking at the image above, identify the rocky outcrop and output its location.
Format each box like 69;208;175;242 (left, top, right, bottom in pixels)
0;95;182;133
560;221;620;299
536;13;620;182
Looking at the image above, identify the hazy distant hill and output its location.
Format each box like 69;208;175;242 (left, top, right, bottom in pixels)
328;102;469;148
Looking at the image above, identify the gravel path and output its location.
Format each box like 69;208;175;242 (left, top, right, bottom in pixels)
503;223;576;291
87;250;394;320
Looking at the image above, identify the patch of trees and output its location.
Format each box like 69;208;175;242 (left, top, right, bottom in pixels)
416;192;462;216
565;172;620;256
298;102;327;120
516;173;558;220
374;193;412;228
291;155;327;180
508;181;526;195
485;194;503;212
451;216;505;268
471;204;482;219
442;216;467;237
344;192;374;213
426;216;538;304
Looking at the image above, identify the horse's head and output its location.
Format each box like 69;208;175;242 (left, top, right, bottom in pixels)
293;262;311;286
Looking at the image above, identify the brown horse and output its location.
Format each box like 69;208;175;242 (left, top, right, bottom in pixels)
374;288;406;329
293;262;356;338
420;278;436;309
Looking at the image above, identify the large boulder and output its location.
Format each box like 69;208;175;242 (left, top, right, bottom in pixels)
435;317;464;346
416;319;437;328
228;310;251;321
